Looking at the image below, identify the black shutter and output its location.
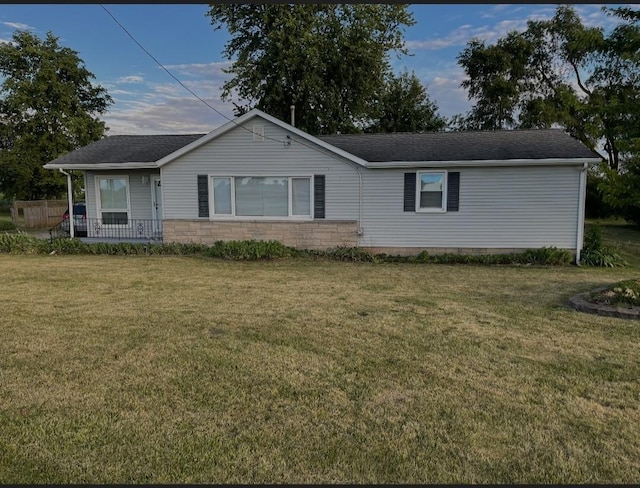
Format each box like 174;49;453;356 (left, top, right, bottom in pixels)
314;175;325;219
404;172;416;212
197;175;209;218
447;172;460;212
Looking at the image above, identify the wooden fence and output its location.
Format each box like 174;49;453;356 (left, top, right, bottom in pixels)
10;200;68;229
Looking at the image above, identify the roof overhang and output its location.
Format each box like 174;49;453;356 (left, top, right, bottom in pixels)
365;157;602;169
43;161;159;170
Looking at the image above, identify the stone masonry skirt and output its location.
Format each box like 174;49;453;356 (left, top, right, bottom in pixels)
162;219;359;250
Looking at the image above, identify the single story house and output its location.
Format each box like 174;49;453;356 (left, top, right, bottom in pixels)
44;108;601;261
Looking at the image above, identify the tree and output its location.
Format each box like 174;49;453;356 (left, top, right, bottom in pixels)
206;4;415;135
457;32;532;130
365;70;446;133
600;154;640;226
0;30;112;200
456;6;640;171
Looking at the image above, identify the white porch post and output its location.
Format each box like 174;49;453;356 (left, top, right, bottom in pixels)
59;168;74;238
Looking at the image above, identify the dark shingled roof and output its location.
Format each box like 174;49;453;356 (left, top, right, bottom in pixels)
46;134;205;166
45;128;599;168
318;129;599;162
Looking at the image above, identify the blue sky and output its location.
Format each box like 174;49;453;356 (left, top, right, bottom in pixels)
0;4;625;135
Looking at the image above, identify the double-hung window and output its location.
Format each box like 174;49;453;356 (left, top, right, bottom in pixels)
211;176;312;218
96;176;130;224
417;171;447;212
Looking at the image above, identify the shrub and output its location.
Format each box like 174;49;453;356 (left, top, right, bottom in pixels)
205;240;294;260
327;245;377;263
49;237;90;254
0;234;580;268
520;247;572;266
0;232;46;254
0;220;16;231
580;224;627;267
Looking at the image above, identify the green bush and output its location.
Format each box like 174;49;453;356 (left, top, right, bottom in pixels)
205;240;295;260
580;224;627;267
0;220;16;231
520;247;572;266
327;245;377;263
0;234;579;267
49;237;90;254
0;232;46;254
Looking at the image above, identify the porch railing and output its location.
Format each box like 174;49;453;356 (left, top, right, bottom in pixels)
50;218;163;242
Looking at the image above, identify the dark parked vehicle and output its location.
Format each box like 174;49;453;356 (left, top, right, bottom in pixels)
61;202;87;236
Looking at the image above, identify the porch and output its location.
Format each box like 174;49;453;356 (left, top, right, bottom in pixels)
50;218;163;243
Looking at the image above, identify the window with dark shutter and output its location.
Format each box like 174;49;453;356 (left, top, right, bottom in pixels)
314;175;325;219
447;172;460;212
404;172;416;212
197;175;209;218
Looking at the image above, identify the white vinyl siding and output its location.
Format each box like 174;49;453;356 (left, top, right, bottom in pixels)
161;120;359;220
359;165;582;249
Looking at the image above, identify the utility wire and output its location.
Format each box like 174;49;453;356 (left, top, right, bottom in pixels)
99;3;290;146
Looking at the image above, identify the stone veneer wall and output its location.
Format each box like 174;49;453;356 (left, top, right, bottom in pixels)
163;219;358;250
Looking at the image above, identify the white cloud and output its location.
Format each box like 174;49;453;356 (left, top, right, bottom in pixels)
407;4;623;54
406;6;563;52
420;65;471;119
116;75;144;84
406;17;540;51
101;75;239;135
161;61;232;81
2;21;32;30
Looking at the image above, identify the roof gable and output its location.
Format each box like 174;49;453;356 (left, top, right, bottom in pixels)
155;108;369;168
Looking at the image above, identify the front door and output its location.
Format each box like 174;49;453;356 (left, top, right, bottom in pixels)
151;177;162;234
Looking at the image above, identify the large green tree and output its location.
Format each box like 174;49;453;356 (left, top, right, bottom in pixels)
456;6;640;172
365;70;446;133
206;4;415;135
0;30;112;200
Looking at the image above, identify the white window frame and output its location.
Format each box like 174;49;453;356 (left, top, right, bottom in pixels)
209;175;313;220
416;171;447;213
95;175;132;226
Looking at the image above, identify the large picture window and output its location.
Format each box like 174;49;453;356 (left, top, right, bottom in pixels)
417;171;446;212
97;176;130;224
211;176;312;218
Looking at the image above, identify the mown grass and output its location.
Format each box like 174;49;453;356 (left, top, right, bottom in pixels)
0;254;639;483
586;218;640;267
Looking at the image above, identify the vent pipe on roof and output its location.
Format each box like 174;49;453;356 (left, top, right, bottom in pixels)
290;105;295;127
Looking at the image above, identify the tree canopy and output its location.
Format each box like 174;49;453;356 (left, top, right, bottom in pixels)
206;4;417;135
456;6;640;172
365;70;446;133
0;30;112;200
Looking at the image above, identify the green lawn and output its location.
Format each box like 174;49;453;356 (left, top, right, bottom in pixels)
586;218;640;268
0;208;12;225
0;249;639;483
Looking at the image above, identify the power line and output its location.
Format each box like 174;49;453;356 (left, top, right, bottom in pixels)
98;4;289;146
